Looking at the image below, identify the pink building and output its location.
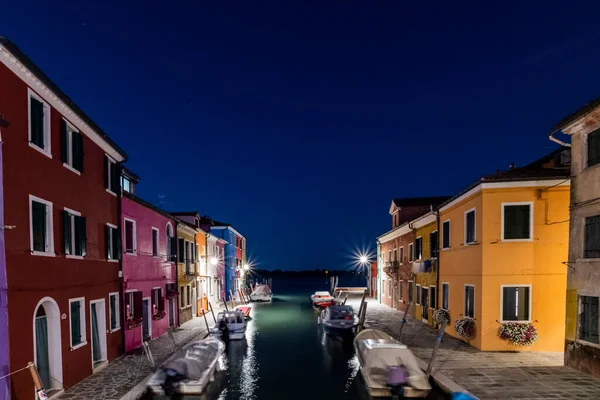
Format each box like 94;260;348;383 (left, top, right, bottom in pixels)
120;176;178;352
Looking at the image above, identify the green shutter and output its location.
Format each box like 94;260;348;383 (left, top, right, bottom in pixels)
104;156;109;189
63;211;72;255
105;225;112;259
61;120;68;163
30;97;44;148
77;132;84;173
79;216;87;257
114;228;122;260
70;301;81;345
110;296;117;330
32;201;46;252
588;130;600;167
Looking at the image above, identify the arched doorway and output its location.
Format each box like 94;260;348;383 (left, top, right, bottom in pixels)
33;297;63;391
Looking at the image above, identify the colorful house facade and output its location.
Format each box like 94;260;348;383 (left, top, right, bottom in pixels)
550;100;600;376
121;188;178;352
438;150;570;351
410;212;439;325
0;37;126;396
210;222;245;300
215;238;227;301
0;113;9;400
175;221;200;324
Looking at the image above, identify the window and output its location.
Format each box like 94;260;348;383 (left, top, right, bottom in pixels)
442;220;450;249
29;195;54;255
121;176;134;194
382;279;385;296
69;298;86;348
464;285;475;318
399;247;404;264
588;128;600;168
166;224;175;261
178;238;185;262
408;243;414;262
61;119;84;173
180;286;185;308
109;292;120;331
63;208;86;257
502;203;533;241
442;283;449;310
429;231;439;258
393;248;397;261
584;216;600;259
408;281;413;302
579;295;599;344
124;218;136;254
104;156;119;194
501;285;531;322
430;285;436;309
414;237;422;260
388;250;391;263
465;209;476;244
186;286;191;306
28;89;51;156
388;280;391;298
152;228;159;257
105;224;120;260
416;284;422;305
152;288;163;315
399;280;404;302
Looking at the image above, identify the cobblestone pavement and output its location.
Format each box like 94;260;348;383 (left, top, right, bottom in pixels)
352;298;600;399
56;303;226;400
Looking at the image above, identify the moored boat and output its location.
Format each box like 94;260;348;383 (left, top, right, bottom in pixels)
353;329;431;398
318;305;359;337
249;284;272;302
211;310;247;340
147;336;225;395
310;291;336;310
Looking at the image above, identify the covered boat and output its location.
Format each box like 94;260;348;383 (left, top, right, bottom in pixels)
236;305;252;318
147;336;225;395
249;284;272;302
318;305;359;337
353;329;431;398
310;291;335;310
211;310;247;340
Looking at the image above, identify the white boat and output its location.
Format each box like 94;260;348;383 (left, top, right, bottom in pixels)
310;291;335;310
147;336;225;395
211;310;247;340
353;329;431;398
249;284;272;302
318;305;359;337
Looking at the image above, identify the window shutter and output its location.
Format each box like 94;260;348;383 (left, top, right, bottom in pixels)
115;228;122;260
170;237;178;261
591;297;599;343
61;120;68;163
110;296;117;330
133;292;143;318
502;287;517;320
70;301;81;345
158;289;165;312
31;98;44;147
104;156;109;189
79;216;87;257
178;238;184;262
112;163;121;194
63;211;71;255
32;202;46;252
76;132;84;173
105;225;111;259
588;130;600;167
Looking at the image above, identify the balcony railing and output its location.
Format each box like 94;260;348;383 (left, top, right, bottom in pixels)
383;260;400;276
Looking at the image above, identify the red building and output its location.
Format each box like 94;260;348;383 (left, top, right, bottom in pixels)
0;38;127;397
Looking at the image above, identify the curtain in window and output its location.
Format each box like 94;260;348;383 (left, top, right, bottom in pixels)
110;296;117;330
35;315;50;389
91;304;101;362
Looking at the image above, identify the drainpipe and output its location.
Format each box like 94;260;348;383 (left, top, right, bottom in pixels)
434;209;440;310
116;164;125;353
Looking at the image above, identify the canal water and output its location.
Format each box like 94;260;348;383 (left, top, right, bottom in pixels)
147;277;447;400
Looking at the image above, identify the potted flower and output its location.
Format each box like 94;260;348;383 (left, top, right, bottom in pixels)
166;290;178;299
433;309;450;325
497;322;538;346
126;316;143;330
454;317;476;341
153;310;166;321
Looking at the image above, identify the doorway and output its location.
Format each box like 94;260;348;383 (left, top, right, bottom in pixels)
90;299;107;369
168;298;175;327
422;287;429;322
33;297;63;391
142;298;151;341
192;287;197;317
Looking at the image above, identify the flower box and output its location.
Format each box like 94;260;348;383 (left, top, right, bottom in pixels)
454;317;476;340
166;290;179;299
153;311;166;321
433;309;450;325
126;317;143;330
497;322;538;346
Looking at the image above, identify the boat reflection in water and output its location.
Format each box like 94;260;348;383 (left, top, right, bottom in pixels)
218;321;258;400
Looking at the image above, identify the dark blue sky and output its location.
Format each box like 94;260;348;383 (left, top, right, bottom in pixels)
3;1;599;270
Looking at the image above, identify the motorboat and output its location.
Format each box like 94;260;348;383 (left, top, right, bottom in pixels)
235;305;252;319
353;329;431;398
310;291;336;310
249;284;272;302
318;305;359;337
147;336;225;395
210;310;247;340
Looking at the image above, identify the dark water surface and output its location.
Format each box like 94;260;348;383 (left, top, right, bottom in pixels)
148;277;447;400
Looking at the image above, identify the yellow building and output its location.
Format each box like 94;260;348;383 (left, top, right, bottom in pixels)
175;221;200;325
438;151;570;351
410;212;439;326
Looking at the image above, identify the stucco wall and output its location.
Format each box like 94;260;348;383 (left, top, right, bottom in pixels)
413;220;438;324
0;141;8;400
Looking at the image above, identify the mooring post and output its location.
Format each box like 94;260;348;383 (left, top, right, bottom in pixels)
209;301;217;323
202;304;210;332
142;341;157;372
230;290;236;310
398;301;412;342
223;298;229;311
427;320;448;376
357;290;367;317
359;302;368;329
343;293;348;305
167;327;177;351
27;361;47;399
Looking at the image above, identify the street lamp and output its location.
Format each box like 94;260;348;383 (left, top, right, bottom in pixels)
359;255;369;265
210;257;218;265
243;264;250;271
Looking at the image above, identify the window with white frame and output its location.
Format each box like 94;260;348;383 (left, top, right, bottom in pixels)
63;208;86;257
442;220;450;249
442;283;449;310
388;280;392;298
126;292;135;318
30;195;54;255
579;295;599;343
382;279;386;296
408;243;414;261
430;285;436;308
416;284;422;305
429;231;439;258
502;203;533;241
180;286;185;308
105;156;119;194
408;281;413;302
464;285;475;318
399;247;404;263
61;119;84;173
186;285;191;306
28;89;51;156
399;280;404;302
414;237;422;260
109;292;120;331
69;298;86;348
152;228;159;257
465;209;476;244
393;248;397;262
124;218;136;254
106;223;120;260
501;285;531;322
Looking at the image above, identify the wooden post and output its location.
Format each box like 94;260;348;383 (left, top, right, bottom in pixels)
167;327;177;351
202;304;210;331
398;301;412;342
209;301;217;323
223;299;229;311
343;293;348;305
28;362;47;400
359;302;368;329
230;290;236;309
357;290;367;318
427;320;448;376
142;341;157;372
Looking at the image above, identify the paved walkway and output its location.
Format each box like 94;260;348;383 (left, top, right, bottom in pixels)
56;303;226;400
353;298;600;399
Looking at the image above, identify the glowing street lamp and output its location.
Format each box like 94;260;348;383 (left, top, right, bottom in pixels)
243;264;250;271
359;255;369;265
210;257;218;266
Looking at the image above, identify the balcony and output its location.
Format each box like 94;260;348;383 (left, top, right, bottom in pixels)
383;260;400;276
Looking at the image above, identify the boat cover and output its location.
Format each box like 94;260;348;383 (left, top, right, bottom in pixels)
354;329;430;391
251;284;272;296
326;305;355;320
162;337;224;381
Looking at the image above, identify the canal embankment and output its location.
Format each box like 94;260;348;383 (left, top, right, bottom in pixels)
356;297;600;399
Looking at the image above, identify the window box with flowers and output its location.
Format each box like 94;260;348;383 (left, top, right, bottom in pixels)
166;289;178;299
153;310;167;321
126;316;143;330
433;309;450;325
497;322;538;347
454;317;476;341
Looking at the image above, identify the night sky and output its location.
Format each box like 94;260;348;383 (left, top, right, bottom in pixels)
3;1;600;271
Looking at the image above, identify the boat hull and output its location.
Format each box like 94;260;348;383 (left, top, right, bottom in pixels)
250;294;272;302
322;323;357;337
358;367;430;398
